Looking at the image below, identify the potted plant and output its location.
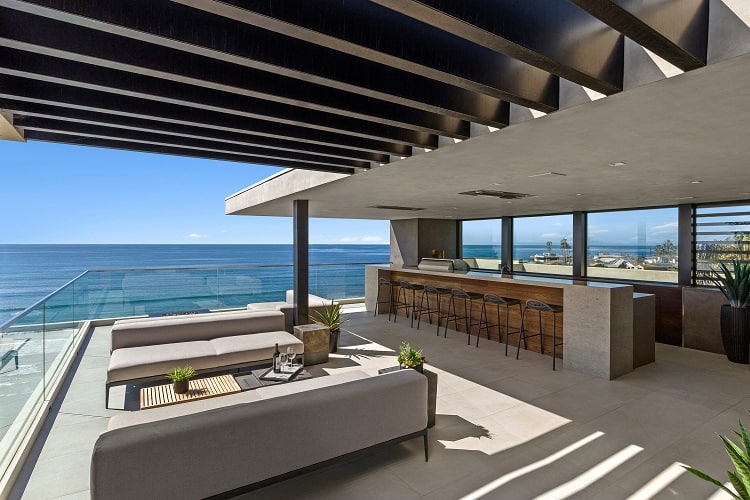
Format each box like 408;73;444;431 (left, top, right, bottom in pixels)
312;300;348;353
397;341;425;373
166;366;196;394
684;411;750;498
710;259;750;364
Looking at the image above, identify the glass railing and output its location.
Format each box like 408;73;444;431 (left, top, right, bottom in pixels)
0;261;384;487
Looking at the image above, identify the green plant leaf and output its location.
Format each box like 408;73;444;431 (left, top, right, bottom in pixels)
683;466;740;499
722;436;750;488
728;471;750;500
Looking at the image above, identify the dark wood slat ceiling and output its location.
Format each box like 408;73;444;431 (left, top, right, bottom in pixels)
0;0;709;174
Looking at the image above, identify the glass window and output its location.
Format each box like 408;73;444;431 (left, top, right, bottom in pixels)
513;214;573;275
587;208;678;283
461;219;502;270
694;204;750;285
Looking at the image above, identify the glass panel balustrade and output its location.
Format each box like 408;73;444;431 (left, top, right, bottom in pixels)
0;261;383;484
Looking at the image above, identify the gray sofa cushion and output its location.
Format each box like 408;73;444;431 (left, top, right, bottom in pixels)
111;310;285;351
92;370;427;500
107;341;218;384
210;331;304;366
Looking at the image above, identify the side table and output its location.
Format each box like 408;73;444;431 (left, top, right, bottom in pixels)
379;366;437;428
293;324;330;366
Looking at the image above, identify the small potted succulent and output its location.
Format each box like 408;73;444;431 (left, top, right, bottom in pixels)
166;366;196;394
312;300;348;353
397;341;425;373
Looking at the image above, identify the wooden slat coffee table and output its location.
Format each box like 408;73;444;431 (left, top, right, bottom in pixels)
140;374;241;410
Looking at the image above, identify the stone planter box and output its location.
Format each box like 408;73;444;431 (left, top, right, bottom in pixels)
293;324;330;366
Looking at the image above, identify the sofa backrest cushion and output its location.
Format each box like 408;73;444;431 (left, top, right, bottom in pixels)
111;310;285;351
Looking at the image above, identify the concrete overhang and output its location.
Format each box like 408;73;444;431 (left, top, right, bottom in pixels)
227;51;750;220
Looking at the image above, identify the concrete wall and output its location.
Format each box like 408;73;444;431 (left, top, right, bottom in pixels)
390;219;457;267
683;287;726;354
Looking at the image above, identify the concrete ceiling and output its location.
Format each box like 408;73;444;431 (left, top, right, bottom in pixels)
228;50;750;220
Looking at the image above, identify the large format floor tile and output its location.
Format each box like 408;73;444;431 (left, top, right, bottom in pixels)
10;310;749;499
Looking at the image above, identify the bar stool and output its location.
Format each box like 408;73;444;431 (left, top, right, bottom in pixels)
518;299;564;370
445;288;484;344
478;293;522;352
394;281;425;328
416;284;453;335
374;277;400;321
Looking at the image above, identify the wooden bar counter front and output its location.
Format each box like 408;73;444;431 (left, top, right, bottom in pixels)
366;265;639;380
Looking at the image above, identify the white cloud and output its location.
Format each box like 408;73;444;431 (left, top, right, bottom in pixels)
649;221;678;235
220;229;229;233
540;232;563;239
338;235;386;243
588;228;609;235
186;233;204;239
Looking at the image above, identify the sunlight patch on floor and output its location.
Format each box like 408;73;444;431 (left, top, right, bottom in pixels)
534;444;643;500
459;431;605;500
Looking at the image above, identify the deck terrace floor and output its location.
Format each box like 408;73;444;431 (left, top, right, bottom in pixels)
9;309;749;499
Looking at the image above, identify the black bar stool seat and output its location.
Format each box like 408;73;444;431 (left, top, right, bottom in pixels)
416;284;453;335
445;288;484;344
518;299;564;370
374;277;400;321
394;281;425;328
478;293;522;352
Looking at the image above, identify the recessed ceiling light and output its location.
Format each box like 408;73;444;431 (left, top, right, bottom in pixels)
690;180;702;184
528;172;566;178
490;182;503;186
608;162;627;167
675;196;695;200
575;193;583;196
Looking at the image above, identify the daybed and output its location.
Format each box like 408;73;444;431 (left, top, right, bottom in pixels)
106;309;303;407
91;369;428;499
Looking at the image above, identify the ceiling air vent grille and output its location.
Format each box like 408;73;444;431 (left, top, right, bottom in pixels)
367;205;426;211
458;190;535;199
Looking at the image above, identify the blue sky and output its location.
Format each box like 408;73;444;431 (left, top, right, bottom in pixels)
1;141;390;244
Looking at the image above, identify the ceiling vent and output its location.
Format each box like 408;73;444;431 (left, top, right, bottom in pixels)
458;190;535;200
367;205;426;211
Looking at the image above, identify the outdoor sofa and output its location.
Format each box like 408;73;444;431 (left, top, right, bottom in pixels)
105;309;302;407
91;369;428;499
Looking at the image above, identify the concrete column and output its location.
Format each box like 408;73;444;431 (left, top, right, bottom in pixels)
390;219;458;267
294;200;309;326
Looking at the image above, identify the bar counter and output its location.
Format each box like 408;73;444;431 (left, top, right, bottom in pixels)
365;265;653;379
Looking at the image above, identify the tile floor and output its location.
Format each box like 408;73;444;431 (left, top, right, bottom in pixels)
9;309;750;499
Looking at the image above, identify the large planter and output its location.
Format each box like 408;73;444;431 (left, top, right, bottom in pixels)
720;305;750;364
329;329;340;353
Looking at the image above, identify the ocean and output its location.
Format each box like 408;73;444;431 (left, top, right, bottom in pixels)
1;243;665;326
0;244;390;325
